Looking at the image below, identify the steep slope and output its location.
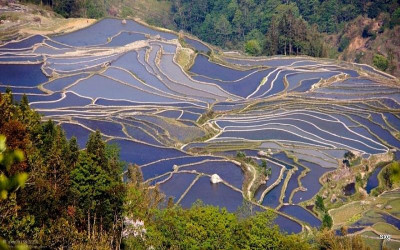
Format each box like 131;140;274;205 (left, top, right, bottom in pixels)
333;15;400;77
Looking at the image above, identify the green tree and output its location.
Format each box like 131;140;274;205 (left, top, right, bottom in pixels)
214;15;232;47
68;136;79;168
86;130;107;168
322;213;333;229
70;151;111;237
261;159;267;169
70;133;125;246
315;195;325;211
265;17;279;55
124;164;163;221
22;120;73;228
232;8;244;40
383;168;392;188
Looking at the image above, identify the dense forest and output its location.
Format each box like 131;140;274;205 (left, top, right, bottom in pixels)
170;0;400;57
171;0;327;56
0;90;373;248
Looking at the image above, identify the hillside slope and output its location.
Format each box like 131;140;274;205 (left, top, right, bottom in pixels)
333;15;400;77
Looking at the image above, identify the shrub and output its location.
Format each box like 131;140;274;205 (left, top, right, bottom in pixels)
315;195;325;212
245;39;262;56
236;151;246;158
373;54;389;71
322;213;333;229
260;159;267;169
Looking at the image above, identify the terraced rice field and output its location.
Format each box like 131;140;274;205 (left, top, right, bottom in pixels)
1;18;399;234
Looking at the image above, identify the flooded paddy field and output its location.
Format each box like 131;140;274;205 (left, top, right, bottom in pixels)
1;18;400;233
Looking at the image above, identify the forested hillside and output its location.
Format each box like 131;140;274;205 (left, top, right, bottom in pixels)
170;0;400;75
172;0;327;56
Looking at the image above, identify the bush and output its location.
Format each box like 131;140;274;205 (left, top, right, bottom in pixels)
315;195;325;212
260;159;267;169
322;213;333;229
245;39;262;56
236;151;246;158
373;54;389;71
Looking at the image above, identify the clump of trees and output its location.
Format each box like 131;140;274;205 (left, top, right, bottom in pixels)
125;203;311;249
0;91;125;248
264;9;326;57
260;159;272;177
383;161;400;189
315;195;333;229
171;0;400;57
